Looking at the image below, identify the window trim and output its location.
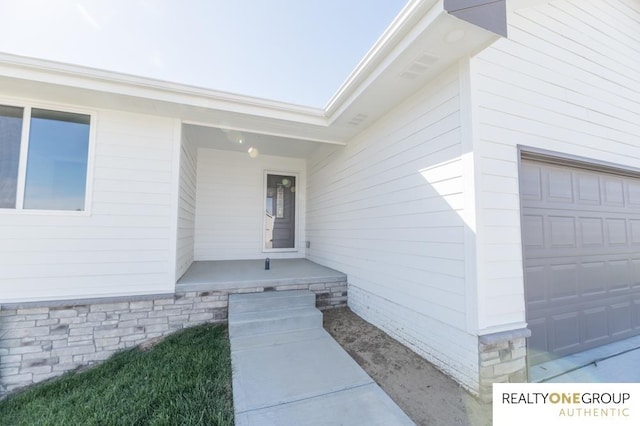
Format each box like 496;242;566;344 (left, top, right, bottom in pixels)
0;98;96;216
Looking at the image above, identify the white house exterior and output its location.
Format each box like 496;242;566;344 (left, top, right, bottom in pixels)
2;0;640;399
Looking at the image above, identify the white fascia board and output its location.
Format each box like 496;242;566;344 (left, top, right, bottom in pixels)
323;0;503;127
0;53;327;127
324;0;441;117
181;119;347;146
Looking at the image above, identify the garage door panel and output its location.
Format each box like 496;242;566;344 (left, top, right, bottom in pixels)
547;169;574;202
527;318;548;364
523;215;545;248
525;266;546;303
603;177;625;206
606;219;628;246
580;262;607;296
520;163;543;200
551;312;580;353
609;302;633;336
549;216;577;247
628;182;640;207
607;260;631;291
579;217;604;247
576;172;601;205
633;299;640;328
632;260;640;287
549;264;578;301
522;158;640;364
583;307;609;344
630;221;640;244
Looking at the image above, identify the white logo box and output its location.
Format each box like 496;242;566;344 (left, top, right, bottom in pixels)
494;383;640;426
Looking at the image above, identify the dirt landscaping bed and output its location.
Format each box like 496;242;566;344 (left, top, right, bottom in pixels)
323;307;491;426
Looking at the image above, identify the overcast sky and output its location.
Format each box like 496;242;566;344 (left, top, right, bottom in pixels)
0;0;407;107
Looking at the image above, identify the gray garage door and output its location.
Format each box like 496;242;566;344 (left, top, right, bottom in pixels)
520;156;640;365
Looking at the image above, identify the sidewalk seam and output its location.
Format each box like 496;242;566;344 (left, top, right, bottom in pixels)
235;381;375;415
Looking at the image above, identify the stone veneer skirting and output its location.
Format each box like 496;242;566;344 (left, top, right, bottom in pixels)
0;279;347;398
478;328;531;402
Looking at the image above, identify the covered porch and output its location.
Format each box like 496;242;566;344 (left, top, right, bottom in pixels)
176;259;348;310
174;120;349;309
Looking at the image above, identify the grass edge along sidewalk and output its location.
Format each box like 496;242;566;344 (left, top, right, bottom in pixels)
0;324;234;426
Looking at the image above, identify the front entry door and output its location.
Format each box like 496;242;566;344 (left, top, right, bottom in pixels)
265;174;296;249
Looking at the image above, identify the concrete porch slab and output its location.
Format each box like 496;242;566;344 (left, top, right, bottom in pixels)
176;258;346;292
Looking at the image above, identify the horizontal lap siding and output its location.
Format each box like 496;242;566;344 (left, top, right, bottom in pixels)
176;132;197;280
307;67;480;390
473;0;640;331
194;149;305;260
0;110;177;302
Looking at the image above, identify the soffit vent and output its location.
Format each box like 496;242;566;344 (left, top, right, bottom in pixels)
347;113;368;126
399;52;439;80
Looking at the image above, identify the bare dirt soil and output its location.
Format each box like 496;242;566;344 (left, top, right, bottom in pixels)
323;308;492;426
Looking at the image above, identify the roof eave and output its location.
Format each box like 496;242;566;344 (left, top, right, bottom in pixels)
0;0;507;144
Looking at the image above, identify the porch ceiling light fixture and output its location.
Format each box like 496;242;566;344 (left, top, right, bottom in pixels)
248;146;259;158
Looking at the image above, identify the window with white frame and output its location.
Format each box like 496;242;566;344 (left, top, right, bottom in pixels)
0;105;91;211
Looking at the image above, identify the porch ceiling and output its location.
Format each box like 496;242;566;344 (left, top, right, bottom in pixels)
183;124;323;159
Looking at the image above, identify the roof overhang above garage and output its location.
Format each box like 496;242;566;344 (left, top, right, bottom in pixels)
324;0;506;137
0;0;507;145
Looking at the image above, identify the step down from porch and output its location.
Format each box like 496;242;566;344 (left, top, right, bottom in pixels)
228;290;322;338
228;290;414;425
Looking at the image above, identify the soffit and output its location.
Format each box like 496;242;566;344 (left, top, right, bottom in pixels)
183;125;322;159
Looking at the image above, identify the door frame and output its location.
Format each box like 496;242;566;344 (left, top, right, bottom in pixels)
262;170;300;253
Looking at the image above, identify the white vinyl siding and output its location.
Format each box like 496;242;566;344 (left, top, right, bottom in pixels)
306;66;479;391
0;108;178;302
194;148;306;260
471;0;640;333
176;130;197;280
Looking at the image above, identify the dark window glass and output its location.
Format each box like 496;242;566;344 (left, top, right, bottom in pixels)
23;109;90;211
0;105;23;209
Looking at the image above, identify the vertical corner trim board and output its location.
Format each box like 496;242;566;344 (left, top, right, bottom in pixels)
444;0;508;37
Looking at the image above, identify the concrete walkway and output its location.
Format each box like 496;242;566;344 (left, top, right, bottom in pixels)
229;290;414;425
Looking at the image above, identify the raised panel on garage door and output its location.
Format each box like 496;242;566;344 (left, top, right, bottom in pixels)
520;158;640;365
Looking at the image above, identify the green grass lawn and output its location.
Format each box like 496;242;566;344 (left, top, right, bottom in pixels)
0;324;234;426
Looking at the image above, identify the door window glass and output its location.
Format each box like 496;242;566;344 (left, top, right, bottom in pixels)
265;174;296;249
